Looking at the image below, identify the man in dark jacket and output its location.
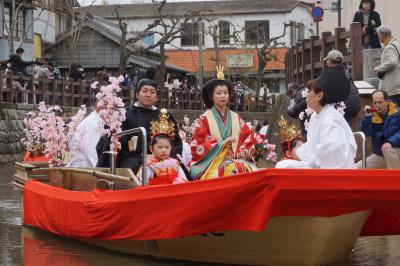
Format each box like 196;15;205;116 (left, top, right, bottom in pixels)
358;89;400;169
113;75;182;175
287;83;307;139
324;50;361;126
7;48;35;74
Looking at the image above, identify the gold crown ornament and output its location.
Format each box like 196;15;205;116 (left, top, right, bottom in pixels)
216;65;225;80
278;116;301;143
150;108;175;138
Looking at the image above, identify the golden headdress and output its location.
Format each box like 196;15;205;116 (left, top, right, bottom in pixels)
150;108;175;138
216;65;225;80
278;116;301;143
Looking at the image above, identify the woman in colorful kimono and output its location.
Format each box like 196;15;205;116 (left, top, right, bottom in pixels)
190;67;258;180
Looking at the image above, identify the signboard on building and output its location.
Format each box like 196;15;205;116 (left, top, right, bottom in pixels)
226;54;253;68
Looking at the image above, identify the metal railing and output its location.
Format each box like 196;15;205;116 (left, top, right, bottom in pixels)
112;127;148;185
353;131;367;169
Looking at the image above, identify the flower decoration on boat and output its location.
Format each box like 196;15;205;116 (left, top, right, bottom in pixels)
181;115;199;140
94;75;126;150
241;122;277;163
22;102;90;167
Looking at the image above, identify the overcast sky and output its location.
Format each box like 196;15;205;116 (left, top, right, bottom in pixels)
79;0;221;5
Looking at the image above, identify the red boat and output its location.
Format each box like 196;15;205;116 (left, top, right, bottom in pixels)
12;161;400;266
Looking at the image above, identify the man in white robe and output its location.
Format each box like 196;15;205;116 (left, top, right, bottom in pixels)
67;108;103;168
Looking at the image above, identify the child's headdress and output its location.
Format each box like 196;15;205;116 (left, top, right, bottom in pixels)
150;108;175;138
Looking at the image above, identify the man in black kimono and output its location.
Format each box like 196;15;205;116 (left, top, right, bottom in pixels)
116;78;182;174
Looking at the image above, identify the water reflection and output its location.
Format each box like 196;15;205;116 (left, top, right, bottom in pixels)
1;163;400;265
22;226;210;266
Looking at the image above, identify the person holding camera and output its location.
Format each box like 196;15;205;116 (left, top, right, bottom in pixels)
374;25;400;105
357;89;400;169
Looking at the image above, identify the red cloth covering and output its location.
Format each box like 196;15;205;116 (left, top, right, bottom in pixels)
23;152;48;162
23;168;400;240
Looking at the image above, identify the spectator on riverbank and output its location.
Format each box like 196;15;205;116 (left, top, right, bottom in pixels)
7;48;35;75
353;0;381;49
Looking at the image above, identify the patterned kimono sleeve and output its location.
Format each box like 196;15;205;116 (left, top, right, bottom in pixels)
237;117;255;153
190;115;219;163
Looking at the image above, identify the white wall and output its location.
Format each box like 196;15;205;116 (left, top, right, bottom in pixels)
113;6;315;50
33;9;56;44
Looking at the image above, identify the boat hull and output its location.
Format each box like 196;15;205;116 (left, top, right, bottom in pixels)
77;210;370;266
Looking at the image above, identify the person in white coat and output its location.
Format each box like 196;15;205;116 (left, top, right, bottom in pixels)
276;67;357;169
67;105;104;168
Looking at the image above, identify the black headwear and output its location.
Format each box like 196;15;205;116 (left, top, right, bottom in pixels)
201;79;234;109
316;66;350;104
137;67;158;92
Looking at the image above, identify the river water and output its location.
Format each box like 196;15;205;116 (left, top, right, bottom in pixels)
1;163;400;266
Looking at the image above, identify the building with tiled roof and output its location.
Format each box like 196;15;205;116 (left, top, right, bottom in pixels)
81;0;315;94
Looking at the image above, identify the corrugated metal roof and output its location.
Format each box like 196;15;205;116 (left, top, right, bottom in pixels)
80;0;311;19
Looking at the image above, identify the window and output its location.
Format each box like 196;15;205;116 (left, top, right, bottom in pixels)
181;22;203;46
289;22;305;46
13;9;24;38
297;23;305;42
4;7;10;36
245;20;269;44
3;7;25;38
218;20;230;45
289;21;296;46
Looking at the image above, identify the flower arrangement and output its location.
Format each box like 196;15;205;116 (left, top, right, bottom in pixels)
22;102;88;167
92;76;127;151
242;122;277;163
181;114;199;141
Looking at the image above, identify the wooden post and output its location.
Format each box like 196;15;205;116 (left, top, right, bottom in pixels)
335;27;346;54
30;74;35;104
290;46;295;84
321;31;332;70
310;35;320;80
302;38;311;83
294;44;300;84
51;79;56;105
8;71;14;103
79;80;84;106
41;78;46;103
70;79;75;107
0;71;3;102
61;79;65;107
351;22;363;80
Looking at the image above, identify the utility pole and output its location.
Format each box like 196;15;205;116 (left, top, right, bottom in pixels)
337;0;342;27
198;20;204;89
